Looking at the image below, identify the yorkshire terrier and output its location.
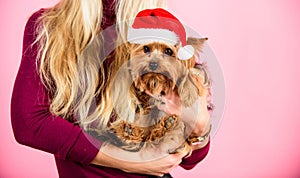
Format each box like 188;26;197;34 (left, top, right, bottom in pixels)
103;37;210;159
130;37;209;107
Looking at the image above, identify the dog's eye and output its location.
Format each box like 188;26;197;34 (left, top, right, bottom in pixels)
143;46;151;53
164;48;173;56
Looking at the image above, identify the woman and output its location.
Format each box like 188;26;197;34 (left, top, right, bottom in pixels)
11;0;210;177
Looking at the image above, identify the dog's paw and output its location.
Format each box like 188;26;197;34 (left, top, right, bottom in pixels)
163;115;178;130
147;115;178;143
107;121;147;151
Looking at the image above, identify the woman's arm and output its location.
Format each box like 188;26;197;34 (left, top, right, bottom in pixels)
91;148;185;177
11;9;102;166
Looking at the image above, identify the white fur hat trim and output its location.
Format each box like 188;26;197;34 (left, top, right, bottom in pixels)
127;28;178;45
178;45;194;60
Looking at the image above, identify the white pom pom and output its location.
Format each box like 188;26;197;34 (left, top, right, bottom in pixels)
178;45;194;60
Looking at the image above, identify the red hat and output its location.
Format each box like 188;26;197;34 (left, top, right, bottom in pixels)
127;8;194;60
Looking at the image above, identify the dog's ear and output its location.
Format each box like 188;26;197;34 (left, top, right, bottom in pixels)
187;37;208;58
179;37;207;69
187;37;208;48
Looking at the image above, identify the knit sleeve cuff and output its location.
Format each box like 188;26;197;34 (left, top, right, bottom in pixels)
180;140;210;170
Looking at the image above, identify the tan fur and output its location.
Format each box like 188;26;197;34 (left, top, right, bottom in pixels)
105;37;208;157
130;39;208;107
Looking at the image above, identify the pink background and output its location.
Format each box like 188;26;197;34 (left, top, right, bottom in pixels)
1;0;300;177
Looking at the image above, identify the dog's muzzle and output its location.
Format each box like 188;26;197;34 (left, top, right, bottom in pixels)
149;61;159;71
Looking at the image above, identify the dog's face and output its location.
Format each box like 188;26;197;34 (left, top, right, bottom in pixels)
129;42;189;96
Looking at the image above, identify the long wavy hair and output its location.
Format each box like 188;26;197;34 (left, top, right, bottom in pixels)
36;0;166;130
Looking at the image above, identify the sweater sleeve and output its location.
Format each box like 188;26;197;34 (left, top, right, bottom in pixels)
10;9;102;166
180;140;210;170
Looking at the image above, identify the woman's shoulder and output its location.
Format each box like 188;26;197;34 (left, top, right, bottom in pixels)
23;8;51;44
26;8;46;26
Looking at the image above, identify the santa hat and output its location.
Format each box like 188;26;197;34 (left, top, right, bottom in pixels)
127;8;194;60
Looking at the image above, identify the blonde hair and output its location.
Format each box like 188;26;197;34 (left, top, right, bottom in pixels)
36;0;166;130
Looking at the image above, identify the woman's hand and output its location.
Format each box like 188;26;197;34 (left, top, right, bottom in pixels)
147;90;182;116
152;90;211;144
181;96;211;138
91;148;185;177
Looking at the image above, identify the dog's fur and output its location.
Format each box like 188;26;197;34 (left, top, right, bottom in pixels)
103;37;209;159
130;37;208;107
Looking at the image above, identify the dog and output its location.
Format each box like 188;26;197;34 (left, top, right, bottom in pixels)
130;37;209;107
101;37;209;160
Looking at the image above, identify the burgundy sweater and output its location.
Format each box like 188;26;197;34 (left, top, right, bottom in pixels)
11;3;209;178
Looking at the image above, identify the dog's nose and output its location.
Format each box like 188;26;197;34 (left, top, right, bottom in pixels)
149;62;158;71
